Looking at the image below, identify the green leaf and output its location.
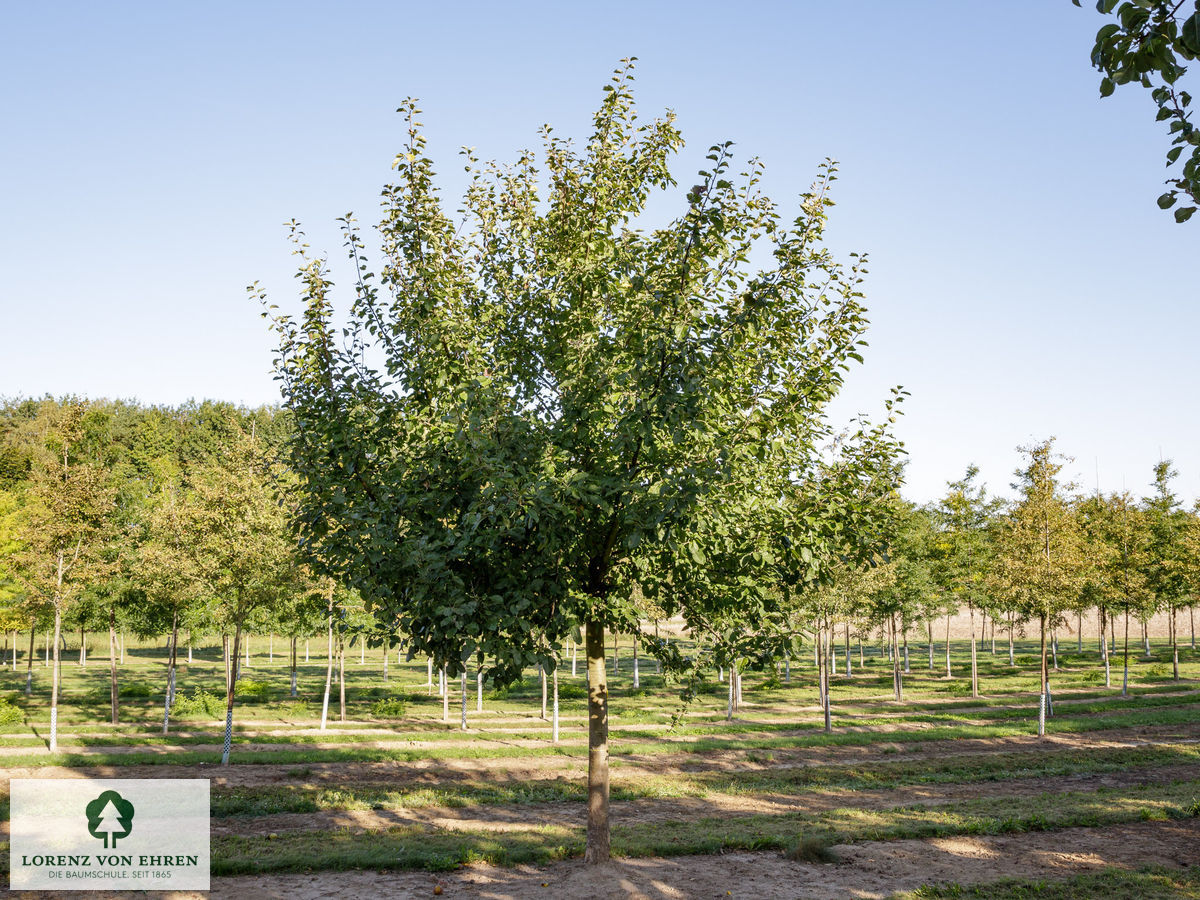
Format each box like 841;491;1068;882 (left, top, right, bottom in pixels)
1100;77;1115;98
1181;13;1200;55
1174;205;1196;223
1157;192;1177;209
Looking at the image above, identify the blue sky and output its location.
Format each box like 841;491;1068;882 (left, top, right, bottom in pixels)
1;1;1195;504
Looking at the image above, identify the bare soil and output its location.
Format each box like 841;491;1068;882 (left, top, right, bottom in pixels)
11;818;1195;899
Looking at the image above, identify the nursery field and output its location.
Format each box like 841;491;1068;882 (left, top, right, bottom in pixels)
1;635;1199;899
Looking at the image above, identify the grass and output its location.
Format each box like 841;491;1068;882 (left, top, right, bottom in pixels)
894;867;1200;900
202;777;1200;874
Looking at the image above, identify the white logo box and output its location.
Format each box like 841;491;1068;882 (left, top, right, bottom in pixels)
10;778;210;891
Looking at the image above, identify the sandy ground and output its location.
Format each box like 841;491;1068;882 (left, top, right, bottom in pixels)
7;819;1196;899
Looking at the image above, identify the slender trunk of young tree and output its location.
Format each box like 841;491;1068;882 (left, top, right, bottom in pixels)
382;635;389;683
828;619;837;675
108;607;119;726
970;603;979;698
319;597;333;732
221;615;243;766
823;623;832;734
540;664;548;720
1100;608;1111;688
289;637;298;697
945;612;952;679
1038;613;1048;739
1143;619;1150;658
891;613;903;702
1122;606;1131;697
585;619;609;864
1171;604;1179;681
1008;616;1015;666
1190;605;1196;650
858;638;864;668
244;633;250;670
552;663;560;743
571;638;577;677
784;651;790;682
338;635;346;723
25;627;35;696
222;633;230;690
612;632;619;673
727;659;735;721
50;602;62;753
1077;611;1083;653
477;667;483;713
162;611;179;734
927;619;934;671
632;636;639;688
305;640;309;664
187;633;192;664
844;622;851;677
426;658;433;695
440;664;449;723
902;624;910;674
1052;630;1059;671
460;670;468;731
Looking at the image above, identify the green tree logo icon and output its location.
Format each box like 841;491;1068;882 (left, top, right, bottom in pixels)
85;790;135;849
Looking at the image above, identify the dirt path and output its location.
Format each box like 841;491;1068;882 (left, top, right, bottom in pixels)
205;760;1200;837
11;818;1193;899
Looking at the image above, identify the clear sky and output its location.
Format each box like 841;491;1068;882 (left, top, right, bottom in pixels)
2;1;1195;505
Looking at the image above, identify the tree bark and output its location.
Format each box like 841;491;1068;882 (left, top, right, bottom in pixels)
969;603;979;698
221;616;243;766
109;607;119;726
50;605;62;753
585;619;610;864
1038;613;1048;739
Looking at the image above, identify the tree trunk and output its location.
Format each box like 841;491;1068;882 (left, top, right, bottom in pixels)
338;635;346;723
477;667;483;712
552;663;560;743
927;619;934;671
25;627;35;696
1122;606;1130;697
822;625;832;734
50;604;62;753
540;664;548;720
1008;617;1015;666
1171;607;1180;681
891;613;903;702
222;634;230;692
1038;613;1048;739
382;635;389;683
162;611;179;734
79;627;86;668
319;595;334;731
221;616;243;766
460;670;468;731
585;619;610;864
108;608;119;725
970;604;979;698
845;622;852;677
945;612;952;678
632;636;640;689
441;664;449;724
290;637;298;697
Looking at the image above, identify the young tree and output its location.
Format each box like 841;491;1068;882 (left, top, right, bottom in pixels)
264;61;892;862
187;425;294;766
1143;460;1188;680
932;466;1000;698
992;440;1086;737
13;400;115;752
